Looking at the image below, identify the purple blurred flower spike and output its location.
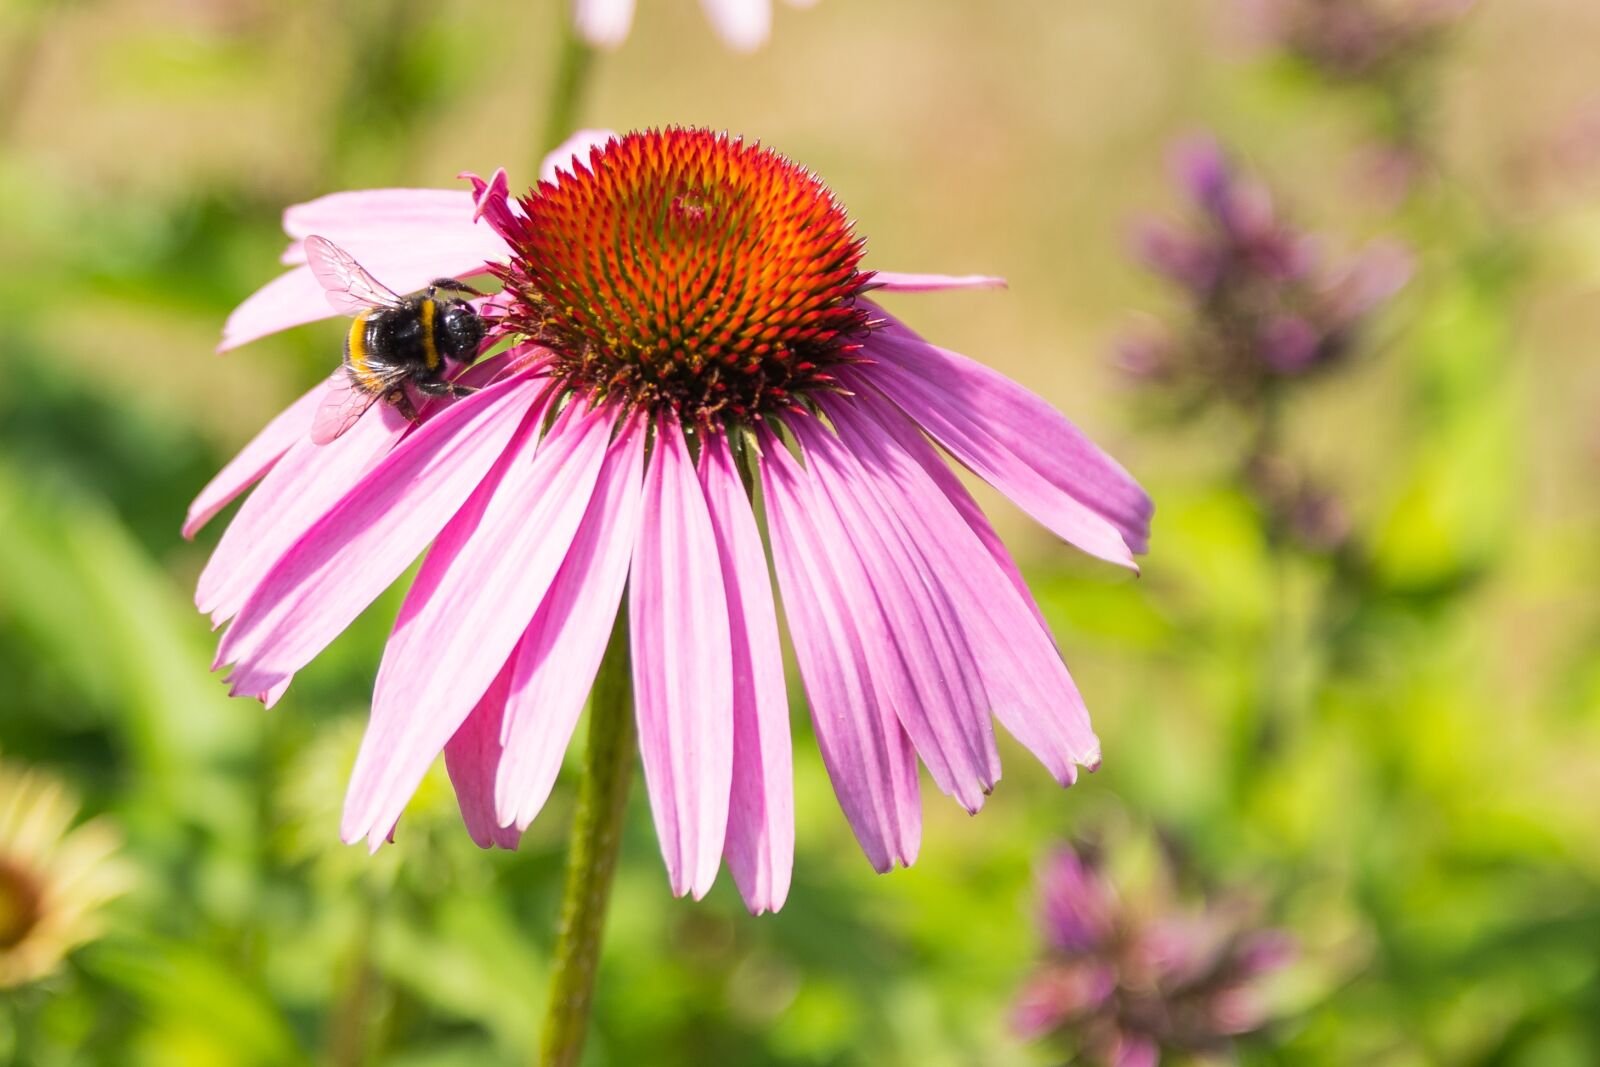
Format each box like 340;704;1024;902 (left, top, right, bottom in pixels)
1243;0;1478;80
1116;133;1411;403
1014;841;1293;1064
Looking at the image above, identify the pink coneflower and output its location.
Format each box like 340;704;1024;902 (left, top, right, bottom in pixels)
572;0;818;53
193;127;1151;914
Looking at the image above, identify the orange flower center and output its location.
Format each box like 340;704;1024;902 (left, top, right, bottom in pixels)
0;858;42;951
496;128;873;421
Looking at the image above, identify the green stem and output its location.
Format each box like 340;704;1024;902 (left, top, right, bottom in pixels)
538;610;635;1067
541;15;598;158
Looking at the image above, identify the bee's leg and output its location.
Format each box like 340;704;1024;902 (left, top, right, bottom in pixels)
427;278;487;298
387;388;419;421
415;378;478;402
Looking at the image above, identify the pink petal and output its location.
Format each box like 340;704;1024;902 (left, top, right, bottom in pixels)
196;399;410;625
540;129;618;185
444;658;524;850
342;396;615;848
859;306;1153;565
698;430;794;914
869;272;1007;293
759;430;921;872
219;268;334;352
571;0;635;49
630;417;734;899
495;414;645;831
854;383;1051;633
220;189;508;351
282;188;487;247
699;0;770;51
825;396;1101;783
215;371;543;698
790;416;999;813
183;378;328;539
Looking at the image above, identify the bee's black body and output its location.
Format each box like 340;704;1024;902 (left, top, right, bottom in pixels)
345;282;487;418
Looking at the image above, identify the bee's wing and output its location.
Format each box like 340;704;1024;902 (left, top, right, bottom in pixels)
304;235;409;315
310;372;392;445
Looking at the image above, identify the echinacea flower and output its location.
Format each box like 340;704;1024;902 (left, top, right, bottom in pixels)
572;0;818;53
1013;844;1294;1066
193;127;1152;914
0;757;129;988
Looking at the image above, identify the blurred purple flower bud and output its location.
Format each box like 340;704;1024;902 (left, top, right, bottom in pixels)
1168;134;1232;213
1133;219;1223;294
1039;848;1116;953
1325;238;1415;324
1109;1033;1161;1067
1011;965;1119;1038
1236;929;1299;977
1258;314;1321;374
1114;327;1178;383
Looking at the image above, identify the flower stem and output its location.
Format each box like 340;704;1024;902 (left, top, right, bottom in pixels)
541;13;597;157
538;610;635;1067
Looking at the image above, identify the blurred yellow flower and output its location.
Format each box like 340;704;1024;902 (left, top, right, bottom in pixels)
0;758;130;988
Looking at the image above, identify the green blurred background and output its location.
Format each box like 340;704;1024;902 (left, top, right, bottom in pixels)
2;0;1599;1063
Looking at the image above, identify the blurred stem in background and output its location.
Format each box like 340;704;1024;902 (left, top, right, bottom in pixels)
539;609;635;1067
542;11;598;157
327;892;383;1067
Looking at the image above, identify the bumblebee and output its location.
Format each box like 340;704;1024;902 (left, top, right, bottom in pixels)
303;234;489;443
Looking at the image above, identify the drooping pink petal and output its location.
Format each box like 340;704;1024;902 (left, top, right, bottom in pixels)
699;0;770;51
196;398;410;625
869;272;1007;293
850;381;1050;633
215;371;543;698
220;189;509;351
260;677;292;709
824;396;1101;783
281;189;495;252
790;416;998;813
183;378;328;539
540;129;618;184
342;397;615;848
495;413;645;832
860;306;1153;564
571;0;635;49
444;658;524;850
218;268;337;353
759;429;921;872
697;429;793;914
630;416;734;899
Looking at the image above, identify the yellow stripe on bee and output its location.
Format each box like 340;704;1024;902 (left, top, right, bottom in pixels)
347;312;371;382
420;298;441;370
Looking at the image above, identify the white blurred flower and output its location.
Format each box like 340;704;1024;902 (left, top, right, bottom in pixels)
572;0;819;53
